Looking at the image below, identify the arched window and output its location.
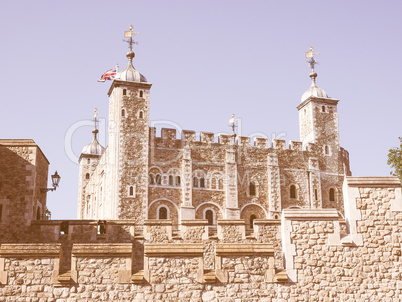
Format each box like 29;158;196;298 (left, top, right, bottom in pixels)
123;89;127;96
205;210;214;225
139;111;144;119
325;145;329;155
155;174;162;185
139;90;144;98
169;175;174;186
149;174;155;185
290;185;297;199
249;214;256;229
322;105;326;112
159;207;168;219
122;109;125;117
193;177;199;188
211;178;216;190
200;177;205;188
87;158;90;164
329;188;335;202
129;186;134;196
85;173;90;180
175;176;181;186
218;179;223;190
249;182;256;196
314;189;319;201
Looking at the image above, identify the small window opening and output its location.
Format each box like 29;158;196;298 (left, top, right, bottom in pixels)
85;173;90;180
322;106;326;112
139;90;143;98
314;189;318;201
149;174;155;185
169;175;174;186
36;207;41;220
193;177;199;188
175;176;181;186
325;145;329;155
218;179;223;190
122;109;125;117
304;109;307;115
329;188;335;202
290;185;296;199
129;186;134;196
159;207;168;219
139;111;144;119
205;210;214;225
155;174;162;185
123;89;127;96
87;158;90;164
60;221;69;235
200;177;205;188
211;178;216;190
0;204;3;221
97;220;106;235
274;214;279;219
249;182;256;196
249;214;256;230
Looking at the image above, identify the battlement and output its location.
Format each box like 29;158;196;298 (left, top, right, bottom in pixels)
150;127;309;151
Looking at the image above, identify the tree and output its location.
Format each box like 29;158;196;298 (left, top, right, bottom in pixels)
387;137;402;184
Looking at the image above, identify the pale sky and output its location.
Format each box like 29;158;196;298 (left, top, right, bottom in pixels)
1;0;401;219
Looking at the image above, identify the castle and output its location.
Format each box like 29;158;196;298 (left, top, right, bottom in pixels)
1;28;402;301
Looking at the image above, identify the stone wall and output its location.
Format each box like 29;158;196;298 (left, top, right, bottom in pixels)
2;176;402;301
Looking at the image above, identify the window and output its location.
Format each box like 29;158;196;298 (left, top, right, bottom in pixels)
85;173;90;180
122;109;125;117
123;89;127;96
322;106;326;112
139;90;143;98
175;176;181;186
139;111;144;119
87;158;90;164
155;174;162;185
0;204;3;221
149;174;155;185
329;188;335;202
36;207;41;220
314;189;318;201
249;182;256;196
325;145;329;155
211;178;216;190
200;177;205;188
290;185;297;199
169;175;174;186
205;210;214;225
218;179;223;190
249;214;256;229
159;207;168;219
129;186;134;196
193;177;199;188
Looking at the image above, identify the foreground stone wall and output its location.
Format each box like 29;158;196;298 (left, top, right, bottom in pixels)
1;176;402;301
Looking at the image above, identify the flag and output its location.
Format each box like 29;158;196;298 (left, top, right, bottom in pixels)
97;68;117;82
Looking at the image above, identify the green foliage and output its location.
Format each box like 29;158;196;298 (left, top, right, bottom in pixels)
387;137;402;183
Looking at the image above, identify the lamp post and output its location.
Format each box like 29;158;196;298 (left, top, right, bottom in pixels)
41;171;61;193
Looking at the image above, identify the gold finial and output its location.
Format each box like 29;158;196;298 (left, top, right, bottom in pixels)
305;46;320;73
123;25;140;52
93;108;99;135
93;108;98;119
228;114;238;136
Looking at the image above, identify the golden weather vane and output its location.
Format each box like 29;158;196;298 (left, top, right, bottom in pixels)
305;46;320;72
123;24;140;51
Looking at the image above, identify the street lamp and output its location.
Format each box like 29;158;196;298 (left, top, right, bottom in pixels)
41;171;61;193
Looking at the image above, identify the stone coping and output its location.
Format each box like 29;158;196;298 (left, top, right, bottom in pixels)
0;244;61;257
345;176;401;187
0;139;50;164
217;219;246;225
144;243;203;257
283;208;339;220
253;219;281;225
144;219;172;226
181;219;209;226
216;243;274;256
32;220;138;226
72;243;132;256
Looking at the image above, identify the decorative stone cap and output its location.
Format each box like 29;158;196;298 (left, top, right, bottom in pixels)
144;243;203;257
283;208;339;220
216;243;274;256
0;244;61;257
253;219;281;225
72;244;133;257
345;176;401;187
217;219;246;225
144;219;173;226
181;219;209;226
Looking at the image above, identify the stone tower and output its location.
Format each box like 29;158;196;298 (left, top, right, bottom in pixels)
77;115;105;219
104;36;152;221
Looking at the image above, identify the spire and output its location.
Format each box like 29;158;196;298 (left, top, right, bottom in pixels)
114;25;148;83
92;108;99;139
80;108;105;157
